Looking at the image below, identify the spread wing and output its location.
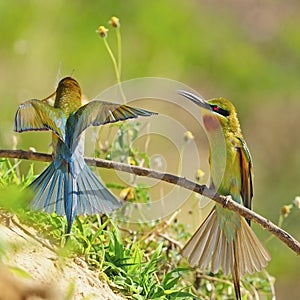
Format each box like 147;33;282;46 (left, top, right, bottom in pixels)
68;100;157;143
14;99;66;141
237;138;253;219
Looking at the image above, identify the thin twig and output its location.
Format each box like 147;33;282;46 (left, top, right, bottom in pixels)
1;149;300;256
157;233;182;248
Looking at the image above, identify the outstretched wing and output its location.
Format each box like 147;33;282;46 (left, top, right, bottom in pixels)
237;137;253;217
14;99;66;141
68;100;157;143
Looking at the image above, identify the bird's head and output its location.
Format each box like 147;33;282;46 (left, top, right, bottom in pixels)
57;77;82;98
58;77;80;89
177;90;240;134
54;77;82;113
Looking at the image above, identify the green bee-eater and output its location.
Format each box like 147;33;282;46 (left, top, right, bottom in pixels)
178;90;270;300
14;77;156;234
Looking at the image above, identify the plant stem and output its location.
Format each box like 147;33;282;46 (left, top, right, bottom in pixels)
103;38;126;103
116;28;122;75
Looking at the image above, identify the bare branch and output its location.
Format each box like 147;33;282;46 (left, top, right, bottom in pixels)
0;148;300;255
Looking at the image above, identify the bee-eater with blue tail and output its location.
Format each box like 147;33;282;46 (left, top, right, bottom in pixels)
14;77;156;235
178;90;270;300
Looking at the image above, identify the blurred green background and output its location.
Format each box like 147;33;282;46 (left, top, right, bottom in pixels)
1;1;300;298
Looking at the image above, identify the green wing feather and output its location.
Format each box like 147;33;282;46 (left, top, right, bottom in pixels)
14;99;66;141
69;100;157;140
237;137;253;213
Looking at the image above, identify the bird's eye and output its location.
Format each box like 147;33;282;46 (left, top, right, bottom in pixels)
212;105;220;112
211;105;230;117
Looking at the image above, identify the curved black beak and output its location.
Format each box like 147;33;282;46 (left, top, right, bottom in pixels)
177;90;211;111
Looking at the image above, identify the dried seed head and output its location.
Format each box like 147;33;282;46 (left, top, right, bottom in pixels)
281;205;291;218
109;16;120;28
184;130;194;142
293;196;300;209
195;169;205;181
97;26;108;38
120;187;135;201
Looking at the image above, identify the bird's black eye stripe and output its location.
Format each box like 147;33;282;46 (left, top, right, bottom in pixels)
211;105;230;117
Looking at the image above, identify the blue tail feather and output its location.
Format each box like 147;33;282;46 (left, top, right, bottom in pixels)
44;169;60;210
30;164;53;196
30;163;65;215
55;171;64;214
64;172;78;234
29;161;121;234
76;165;121;215
30;163;58;211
